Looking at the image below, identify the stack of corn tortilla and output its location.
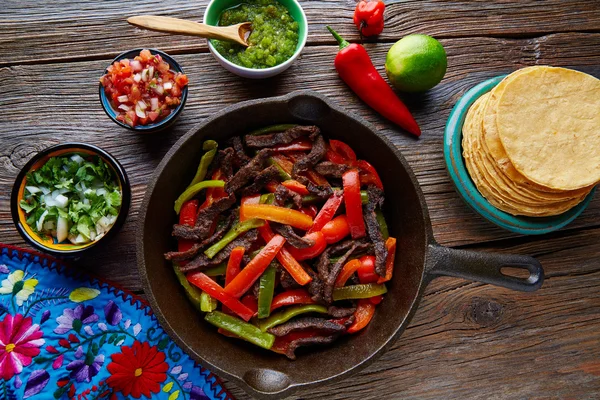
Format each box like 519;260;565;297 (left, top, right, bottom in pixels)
462;66;600;216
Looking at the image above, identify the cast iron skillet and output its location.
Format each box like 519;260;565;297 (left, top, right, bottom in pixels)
137;91;543;399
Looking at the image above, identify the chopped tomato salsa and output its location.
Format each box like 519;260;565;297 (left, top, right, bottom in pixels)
100;49;188;127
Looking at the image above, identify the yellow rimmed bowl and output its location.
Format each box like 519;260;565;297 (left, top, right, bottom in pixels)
10;143;131;257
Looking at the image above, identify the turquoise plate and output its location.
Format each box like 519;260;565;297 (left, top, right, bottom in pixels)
444;75;596;235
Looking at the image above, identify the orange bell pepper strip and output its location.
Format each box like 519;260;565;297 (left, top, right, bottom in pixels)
239;195;261;221
224;235;286;298
186;272;254;321
321;215;350;244
334;259;362;287
258;223;312;286
270;289;315;312
240;203;313;230
308;191;344;234
282;180;310;195
377;237;397;283
342;169;366;239
347;298;376;333
285;231;327;261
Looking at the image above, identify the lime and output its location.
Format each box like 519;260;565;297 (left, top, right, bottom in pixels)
385;34;447;93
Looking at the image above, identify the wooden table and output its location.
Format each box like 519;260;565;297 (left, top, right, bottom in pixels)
1;1;599;398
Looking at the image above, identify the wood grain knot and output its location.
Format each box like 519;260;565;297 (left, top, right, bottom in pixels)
470;298;504;327
9;141;58;170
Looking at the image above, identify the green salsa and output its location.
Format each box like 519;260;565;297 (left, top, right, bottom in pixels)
212;0;299;69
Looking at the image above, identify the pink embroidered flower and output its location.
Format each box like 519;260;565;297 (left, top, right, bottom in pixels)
0;314;45;380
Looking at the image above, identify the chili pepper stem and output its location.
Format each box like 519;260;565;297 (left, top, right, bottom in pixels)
326;26;350;50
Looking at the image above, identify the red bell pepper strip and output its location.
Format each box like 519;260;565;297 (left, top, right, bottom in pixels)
258;223;312;286
240;203;313;230
308;191;344;234
353;0;385;37
270;289;315;312
347;299;376;333
282;180;310;195
225;247;245;286
272;138;313;152
224;235;286;298
342;170;366;239
334;259;363;287
300;205;318;219
369;295;383;305
239;194;261;221
186;272;254;321
357;255;378;284
321;215;351;244
327;26;421;137
377;237;397;283
200;169;227;210
355;159;384;189
325;148;350;165
286;231;327;261
178;199;199;253
329;140;357;162
241;294;258;315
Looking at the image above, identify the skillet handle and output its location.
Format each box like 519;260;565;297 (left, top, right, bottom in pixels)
425;244;544;292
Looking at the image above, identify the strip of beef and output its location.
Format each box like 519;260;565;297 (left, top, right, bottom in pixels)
179;229;259;272
328;306;356;318
227;136;251;168
323;243;359;304
206;147;234;181
279;268;302;290
164;212;235;261
281;334;340;360
291;135;327;178
314;161;351;178
172;195;236;240
241;165;282;196
267;317;347;337
306;266;325;304
363;186;387;276
274;184;302;208
271;223;314;249
225;149;272;194
304;181;333;200
244;125;320;149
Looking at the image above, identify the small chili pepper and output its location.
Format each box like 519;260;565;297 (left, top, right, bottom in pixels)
270;289;315;312
321;215;351;244
224;235;286;298
204;218;265;259
334;259;363;287
272;138;313;152
240;203;314;230
173;266;204;312
342;170;366;239
286;231;327;261
327;26;421;136
347;299;376;333
308;191;344;234
249;124;298;136
258;264;277;318
187;272;254;321
258;223;312;286
174;180;225;214
188;140;218;188
332;282;387;301
258;304;329;332
282;179;310;195
200;292;218;312
375;209;389;240
205;311;275;349
377;237;397;283
353;0;385;37
357;255;378;283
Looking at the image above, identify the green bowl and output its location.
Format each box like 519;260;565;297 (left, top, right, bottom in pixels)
203;0;308;79
444;75;596;235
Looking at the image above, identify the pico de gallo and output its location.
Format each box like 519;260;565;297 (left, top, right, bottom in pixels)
100;49;188;127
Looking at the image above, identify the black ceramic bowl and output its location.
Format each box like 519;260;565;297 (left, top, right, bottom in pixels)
99;48;188;133
11;143;131;258
137;91;543;399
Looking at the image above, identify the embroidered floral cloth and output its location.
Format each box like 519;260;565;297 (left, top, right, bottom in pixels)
0;245;234;400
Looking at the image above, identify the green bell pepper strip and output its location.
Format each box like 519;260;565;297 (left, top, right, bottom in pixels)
188;140;218;188
200;292;218;312
257;304;328;332
203;263;227;277
174;180;225;214
205;311;275;350
249;124;298;136
204;218;265;259
332;283;387;301
257;264;277;319
267;158;292;181
260;193;275;205
302;190;368;205
173;266;203;312
375;209;389;240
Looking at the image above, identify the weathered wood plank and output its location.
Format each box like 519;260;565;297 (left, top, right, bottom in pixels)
1;0;600;65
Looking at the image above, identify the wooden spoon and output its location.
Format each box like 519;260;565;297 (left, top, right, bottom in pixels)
127;15;252;47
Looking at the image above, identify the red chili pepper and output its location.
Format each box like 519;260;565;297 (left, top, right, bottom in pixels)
308;191;344;234
327;26;421;137
258;223;312;286
357;255;378;283
355;159;384;189
347;299;376;333
334;259;363;287
321;215;351;244
273;138;313;152
353;0;385;37
286;231;327;261
187;272;254;321
270;289;315;311
377;237;397;283
282;179;310;195
224;235;286;298
342;170;366;239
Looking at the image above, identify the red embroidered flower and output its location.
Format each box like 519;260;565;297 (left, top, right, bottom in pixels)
0;314;44;380
106;341;168;398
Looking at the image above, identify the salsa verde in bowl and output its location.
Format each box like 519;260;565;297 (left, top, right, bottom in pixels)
11;143;131;257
